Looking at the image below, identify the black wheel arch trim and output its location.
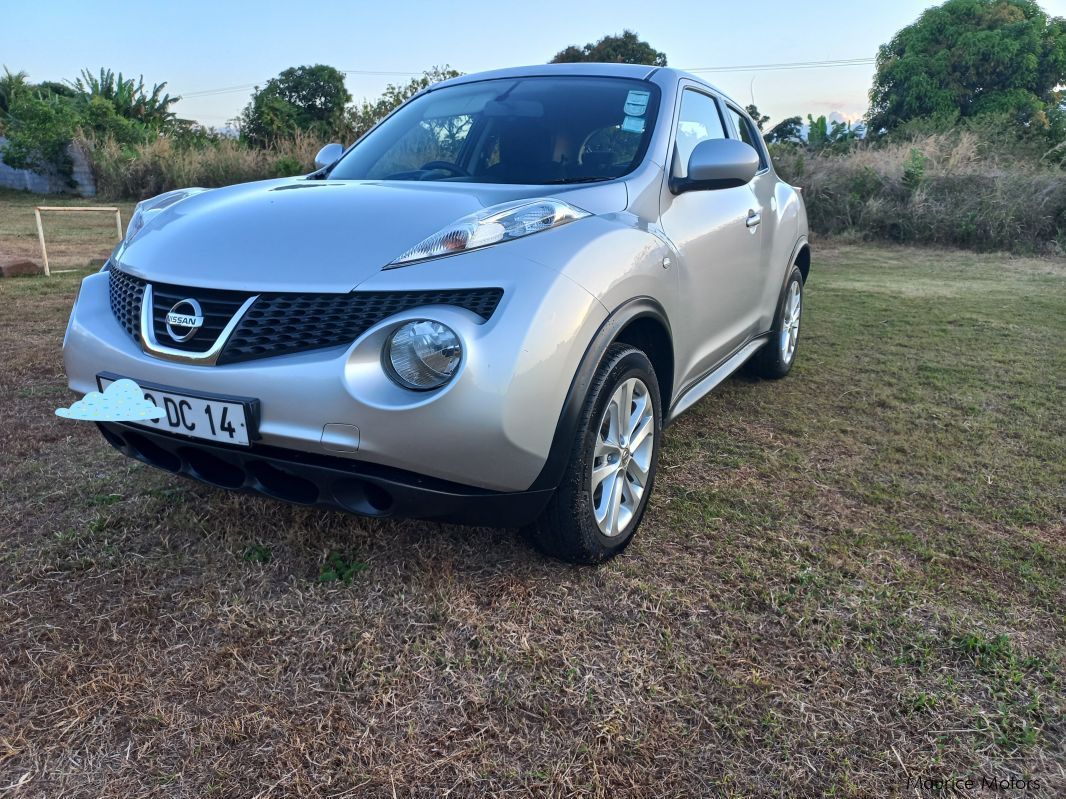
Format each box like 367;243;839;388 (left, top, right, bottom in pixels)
786;236;810;289
528;296;671;492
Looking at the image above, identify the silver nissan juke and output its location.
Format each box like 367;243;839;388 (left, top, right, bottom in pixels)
63;63;810;563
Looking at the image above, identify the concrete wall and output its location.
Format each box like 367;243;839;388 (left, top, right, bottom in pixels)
0;137;96;197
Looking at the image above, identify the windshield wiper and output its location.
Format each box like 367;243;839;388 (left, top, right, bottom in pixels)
543;176;614;184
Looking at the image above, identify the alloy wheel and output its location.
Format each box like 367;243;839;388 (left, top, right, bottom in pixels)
780;279;802;364
590;377;655;537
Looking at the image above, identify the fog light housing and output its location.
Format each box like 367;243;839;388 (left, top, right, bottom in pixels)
384;320;462;390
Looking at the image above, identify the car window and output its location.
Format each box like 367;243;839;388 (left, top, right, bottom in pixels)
581;125;643;170
726;106;768;170
366;115;476;179
330;76;661;185
672;90;726;180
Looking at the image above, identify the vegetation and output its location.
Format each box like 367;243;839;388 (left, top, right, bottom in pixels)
745;103;770;131
3;4;1066;250
239;64;351;146
345;66;462;142
70;68;179;128
551;30;668;66
0;66;30;117
868;0;1066;136
1;207;1062;793
773;129;1066;252
760;0;1066;253
0;65;183;180
84;132;322;199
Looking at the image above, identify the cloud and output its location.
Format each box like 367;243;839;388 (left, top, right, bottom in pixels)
56;379;166;422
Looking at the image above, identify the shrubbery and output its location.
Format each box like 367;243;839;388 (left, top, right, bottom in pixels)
1;94;81;173
1;67;177;183
773;124;1066;253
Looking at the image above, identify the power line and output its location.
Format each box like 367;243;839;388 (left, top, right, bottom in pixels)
181;69;422;99
683;57;875;74
181;84;259;98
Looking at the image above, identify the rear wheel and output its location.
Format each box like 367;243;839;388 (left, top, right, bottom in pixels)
748;264;804;379
525;344;661;564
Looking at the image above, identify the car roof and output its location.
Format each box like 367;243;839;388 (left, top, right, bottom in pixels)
433;63;727;96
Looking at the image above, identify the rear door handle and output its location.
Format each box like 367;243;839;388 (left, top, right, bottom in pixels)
745;210;762;228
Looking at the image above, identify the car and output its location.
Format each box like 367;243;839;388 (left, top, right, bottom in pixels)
62;63;809;564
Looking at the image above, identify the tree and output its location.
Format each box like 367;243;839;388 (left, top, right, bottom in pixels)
765;116;803;143
745;104;770;131
345;66;461;142
71;68;179;128
240;64;351;145
868;0;1066;133
550;30;667;66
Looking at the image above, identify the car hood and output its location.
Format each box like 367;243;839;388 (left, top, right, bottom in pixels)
114;178;628;292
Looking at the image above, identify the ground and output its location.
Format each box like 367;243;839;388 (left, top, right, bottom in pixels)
0;191;1063;798
0;189;136;271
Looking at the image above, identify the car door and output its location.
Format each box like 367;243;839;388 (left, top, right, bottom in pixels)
724;102;779;331
659;86;765;387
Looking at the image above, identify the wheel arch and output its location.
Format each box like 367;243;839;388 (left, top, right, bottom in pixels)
795;241;811;282
528;296;674;492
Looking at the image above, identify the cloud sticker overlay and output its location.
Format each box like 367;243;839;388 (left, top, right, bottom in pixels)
56;379;166;422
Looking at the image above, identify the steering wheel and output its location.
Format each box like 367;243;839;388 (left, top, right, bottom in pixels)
420;160;469;178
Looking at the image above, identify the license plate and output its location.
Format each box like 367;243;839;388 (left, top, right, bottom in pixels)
98;375;253;446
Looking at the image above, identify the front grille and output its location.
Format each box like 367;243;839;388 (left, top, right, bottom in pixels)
107;267;503;364
219;288;504;364
108;267;144;339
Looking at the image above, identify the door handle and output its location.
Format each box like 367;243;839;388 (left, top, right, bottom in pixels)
745;210;762;228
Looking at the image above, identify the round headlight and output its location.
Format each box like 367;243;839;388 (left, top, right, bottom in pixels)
384;320;462;390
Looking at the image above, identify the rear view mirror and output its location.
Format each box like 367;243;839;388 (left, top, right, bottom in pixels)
314;143;345;170
483;100;544;118
673;138;759;193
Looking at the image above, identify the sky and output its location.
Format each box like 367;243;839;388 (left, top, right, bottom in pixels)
4;0;1066;130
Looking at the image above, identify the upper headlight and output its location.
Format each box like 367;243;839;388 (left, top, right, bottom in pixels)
389;198;590;267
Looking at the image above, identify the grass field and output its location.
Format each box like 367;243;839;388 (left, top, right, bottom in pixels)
0;189;137;271
0;193;1063;797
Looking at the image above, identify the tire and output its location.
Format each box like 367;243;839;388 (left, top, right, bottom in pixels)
525;343;662;564
747;264;804;379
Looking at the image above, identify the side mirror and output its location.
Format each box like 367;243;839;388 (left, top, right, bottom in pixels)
673;138;759;194
314;143;345;170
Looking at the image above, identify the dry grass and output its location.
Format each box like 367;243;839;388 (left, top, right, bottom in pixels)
773;133;1066;254
0;237;1064;797
0;189;137;271
85;133;323;200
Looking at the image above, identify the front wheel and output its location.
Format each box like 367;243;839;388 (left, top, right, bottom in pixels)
525;344;661;564
747;264;804;379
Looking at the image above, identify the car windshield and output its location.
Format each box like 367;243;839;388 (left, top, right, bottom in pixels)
328;76;660;185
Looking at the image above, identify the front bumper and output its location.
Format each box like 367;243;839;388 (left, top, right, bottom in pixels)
64;251;607;493
97;422;553;526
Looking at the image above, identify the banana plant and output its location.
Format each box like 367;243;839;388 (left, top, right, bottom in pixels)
70;68;179;128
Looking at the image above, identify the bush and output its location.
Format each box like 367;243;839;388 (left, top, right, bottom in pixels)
779;132;1066;253
273;155;303;177
1;94;80;176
